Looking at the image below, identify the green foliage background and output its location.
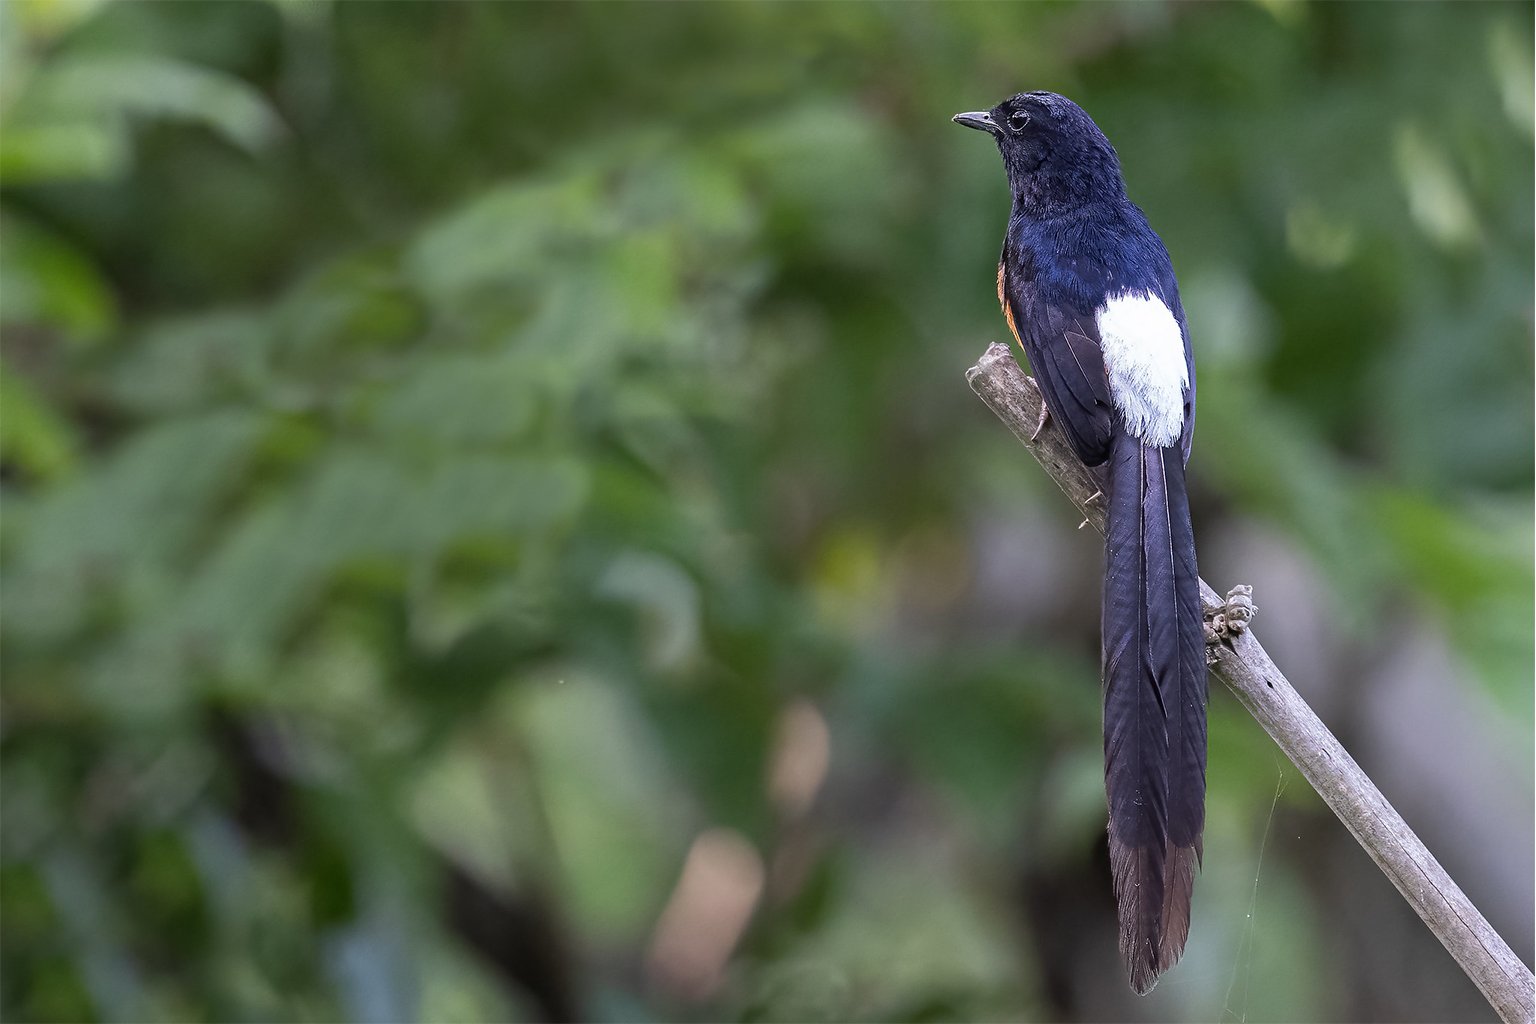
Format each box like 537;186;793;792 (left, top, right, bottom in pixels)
2;2;1531;1022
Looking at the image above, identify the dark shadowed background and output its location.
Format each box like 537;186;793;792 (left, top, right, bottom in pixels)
2;2;1532;1022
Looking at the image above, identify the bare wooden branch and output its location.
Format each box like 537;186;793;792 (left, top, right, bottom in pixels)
966;341;1534;1024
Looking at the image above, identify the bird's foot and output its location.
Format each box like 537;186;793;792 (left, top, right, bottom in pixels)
1205;585;1257;661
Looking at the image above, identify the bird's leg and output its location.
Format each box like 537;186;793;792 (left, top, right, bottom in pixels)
1029;401;1051;441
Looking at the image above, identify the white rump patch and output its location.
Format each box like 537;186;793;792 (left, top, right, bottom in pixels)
1095;291;1188;447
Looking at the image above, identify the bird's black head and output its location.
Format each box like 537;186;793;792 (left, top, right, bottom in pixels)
953;92;1126;215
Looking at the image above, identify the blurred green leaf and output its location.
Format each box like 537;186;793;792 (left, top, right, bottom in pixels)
0;118;130;183
0;213;115;342
0;359;80;481
9;53;283;167
516;676;687;940
1370;488;1534;715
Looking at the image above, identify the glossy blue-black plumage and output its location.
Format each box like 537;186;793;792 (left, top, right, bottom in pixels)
1002;177;1195;466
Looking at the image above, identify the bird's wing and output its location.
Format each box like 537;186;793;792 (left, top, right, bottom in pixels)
999;262;1115;467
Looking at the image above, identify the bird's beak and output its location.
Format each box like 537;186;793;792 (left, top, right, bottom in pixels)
952;110;998;133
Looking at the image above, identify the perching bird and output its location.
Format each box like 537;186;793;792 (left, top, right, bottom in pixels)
955;92;1206;994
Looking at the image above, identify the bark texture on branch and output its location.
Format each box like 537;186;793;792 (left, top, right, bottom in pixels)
966;341;1534;1024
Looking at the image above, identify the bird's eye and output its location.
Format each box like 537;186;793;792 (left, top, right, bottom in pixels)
1007;112;1030;133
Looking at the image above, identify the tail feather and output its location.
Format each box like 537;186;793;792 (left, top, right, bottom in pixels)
1103;429;1207;994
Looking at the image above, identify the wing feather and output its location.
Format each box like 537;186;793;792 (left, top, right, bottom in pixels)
999;262;1114;465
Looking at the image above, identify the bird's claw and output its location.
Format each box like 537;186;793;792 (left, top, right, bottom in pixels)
1029;402;1051;442
1077;490;1104;530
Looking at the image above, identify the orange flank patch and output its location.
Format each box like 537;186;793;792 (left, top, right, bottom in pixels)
997;262;1023;351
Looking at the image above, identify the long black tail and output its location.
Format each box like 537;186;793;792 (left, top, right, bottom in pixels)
1102;428;1207;994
